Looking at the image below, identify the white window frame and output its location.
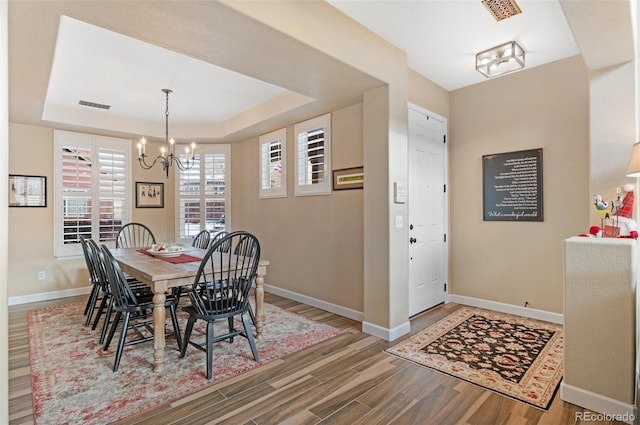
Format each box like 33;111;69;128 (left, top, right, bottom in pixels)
294;113;332;196
259;128;287;199
175;144;231;245
53;130;132;258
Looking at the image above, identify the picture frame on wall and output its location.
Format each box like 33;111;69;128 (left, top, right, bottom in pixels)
333;167;364;190
136;182;164;208
9;175;47;207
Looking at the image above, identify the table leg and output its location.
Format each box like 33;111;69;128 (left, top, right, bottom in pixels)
152;289;167;372
255;265;265;340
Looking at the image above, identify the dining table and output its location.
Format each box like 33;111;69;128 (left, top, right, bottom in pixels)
109;246;270;372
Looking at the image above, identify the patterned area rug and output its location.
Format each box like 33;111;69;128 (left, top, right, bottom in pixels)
385;306;563;410
29;301;344;424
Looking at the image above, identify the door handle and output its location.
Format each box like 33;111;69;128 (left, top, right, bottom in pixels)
409;237;417;244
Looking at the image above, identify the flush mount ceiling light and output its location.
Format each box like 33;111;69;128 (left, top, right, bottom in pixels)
475;40;525;78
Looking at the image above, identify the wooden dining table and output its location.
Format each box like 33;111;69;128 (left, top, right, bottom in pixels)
110;247;270;372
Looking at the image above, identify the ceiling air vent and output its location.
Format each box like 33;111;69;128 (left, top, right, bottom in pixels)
481;0;522;21
79;100;111;110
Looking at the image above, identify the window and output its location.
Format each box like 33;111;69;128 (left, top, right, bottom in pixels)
259;128;287;198
294;113;331;196
54;130;131;257
176;144;230;244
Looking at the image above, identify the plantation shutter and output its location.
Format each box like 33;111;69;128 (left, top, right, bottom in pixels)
54;130;132;257
177;145;230;244
294;113;331;196
259;128;287;199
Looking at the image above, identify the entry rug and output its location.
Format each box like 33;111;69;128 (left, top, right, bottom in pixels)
385;307;563;410
29;301;344;425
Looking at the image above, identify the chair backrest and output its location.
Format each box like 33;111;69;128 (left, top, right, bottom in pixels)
116;223;156;248
84;238;111;293
190;231;260;317
191;230;211;249
100;245;141;308
79;236;99;284
209;231;230;252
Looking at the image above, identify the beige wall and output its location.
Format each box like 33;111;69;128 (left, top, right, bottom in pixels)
231;104;364;312
7;123;174;298
449;56;590;314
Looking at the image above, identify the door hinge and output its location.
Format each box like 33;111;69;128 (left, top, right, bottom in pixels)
444;233;447;242
443;135;446;144
443;184;446;193
444;283;447;292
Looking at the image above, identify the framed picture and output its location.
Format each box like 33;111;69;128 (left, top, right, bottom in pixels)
136;182;164;208
333;167;364;190
9;175;46;207
482;148;543;221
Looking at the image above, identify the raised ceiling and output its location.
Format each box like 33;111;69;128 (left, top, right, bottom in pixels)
8;1;636;143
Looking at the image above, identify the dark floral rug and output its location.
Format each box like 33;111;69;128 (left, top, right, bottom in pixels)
385;306;563;410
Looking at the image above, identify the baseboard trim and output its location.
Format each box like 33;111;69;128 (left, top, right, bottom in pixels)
447;294;563;324
561;383;636;424
8;286;91;306
263;284;364;322
362;320;411;342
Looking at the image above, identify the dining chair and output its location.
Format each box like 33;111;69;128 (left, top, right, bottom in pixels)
86;238;154;344
173;230;212;303
100;244;182;372
209;230;229;251
179;231;261;380
191;230;211;249
115;222;156;248
80;236;104;326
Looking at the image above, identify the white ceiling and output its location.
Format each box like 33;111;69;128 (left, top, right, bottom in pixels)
8;1;635;143
327;0;580;92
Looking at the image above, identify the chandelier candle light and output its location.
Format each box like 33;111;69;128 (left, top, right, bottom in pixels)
138;89;196;178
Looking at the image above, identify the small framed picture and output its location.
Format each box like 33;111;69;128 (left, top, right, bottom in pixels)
333;167;364;190
136;182;164;208
9;175;47;207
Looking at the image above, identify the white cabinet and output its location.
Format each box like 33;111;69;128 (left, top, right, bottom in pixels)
562;237;636;421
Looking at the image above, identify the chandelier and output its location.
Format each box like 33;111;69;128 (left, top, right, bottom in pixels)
137;89;196;177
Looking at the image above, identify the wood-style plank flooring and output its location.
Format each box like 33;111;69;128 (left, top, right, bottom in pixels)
9;293;626;425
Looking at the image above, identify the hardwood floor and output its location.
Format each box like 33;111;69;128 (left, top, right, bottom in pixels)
9;293;626;425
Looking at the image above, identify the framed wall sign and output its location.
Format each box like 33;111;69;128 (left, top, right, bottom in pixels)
136;182;164;208
482;148;543;221
333;167;364;190
9;175;46;207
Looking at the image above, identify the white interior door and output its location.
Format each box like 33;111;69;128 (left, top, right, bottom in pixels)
408;106;447;316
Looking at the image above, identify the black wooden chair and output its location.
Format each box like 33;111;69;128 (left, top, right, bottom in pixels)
179;231;260;380
192;230;211;249
209;231;230;251
100;244;182;372
80;236;103;326
115;222;156;248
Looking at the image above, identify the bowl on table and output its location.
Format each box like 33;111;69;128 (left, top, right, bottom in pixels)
147;244;186;258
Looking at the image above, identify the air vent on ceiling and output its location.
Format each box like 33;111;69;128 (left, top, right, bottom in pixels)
79;100;111;110
481;0;522;21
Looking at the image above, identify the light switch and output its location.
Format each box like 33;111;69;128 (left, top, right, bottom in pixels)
395;215;403;228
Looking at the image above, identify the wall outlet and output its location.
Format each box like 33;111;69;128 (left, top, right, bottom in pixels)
38;271;46;281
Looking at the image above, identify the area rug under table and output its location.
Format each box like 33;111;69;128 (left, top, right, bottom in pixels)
385;306;563;410
28;301;344;425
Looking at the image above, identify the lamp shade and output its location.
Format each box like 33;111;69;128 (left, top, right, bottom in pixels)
626;142;640;177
